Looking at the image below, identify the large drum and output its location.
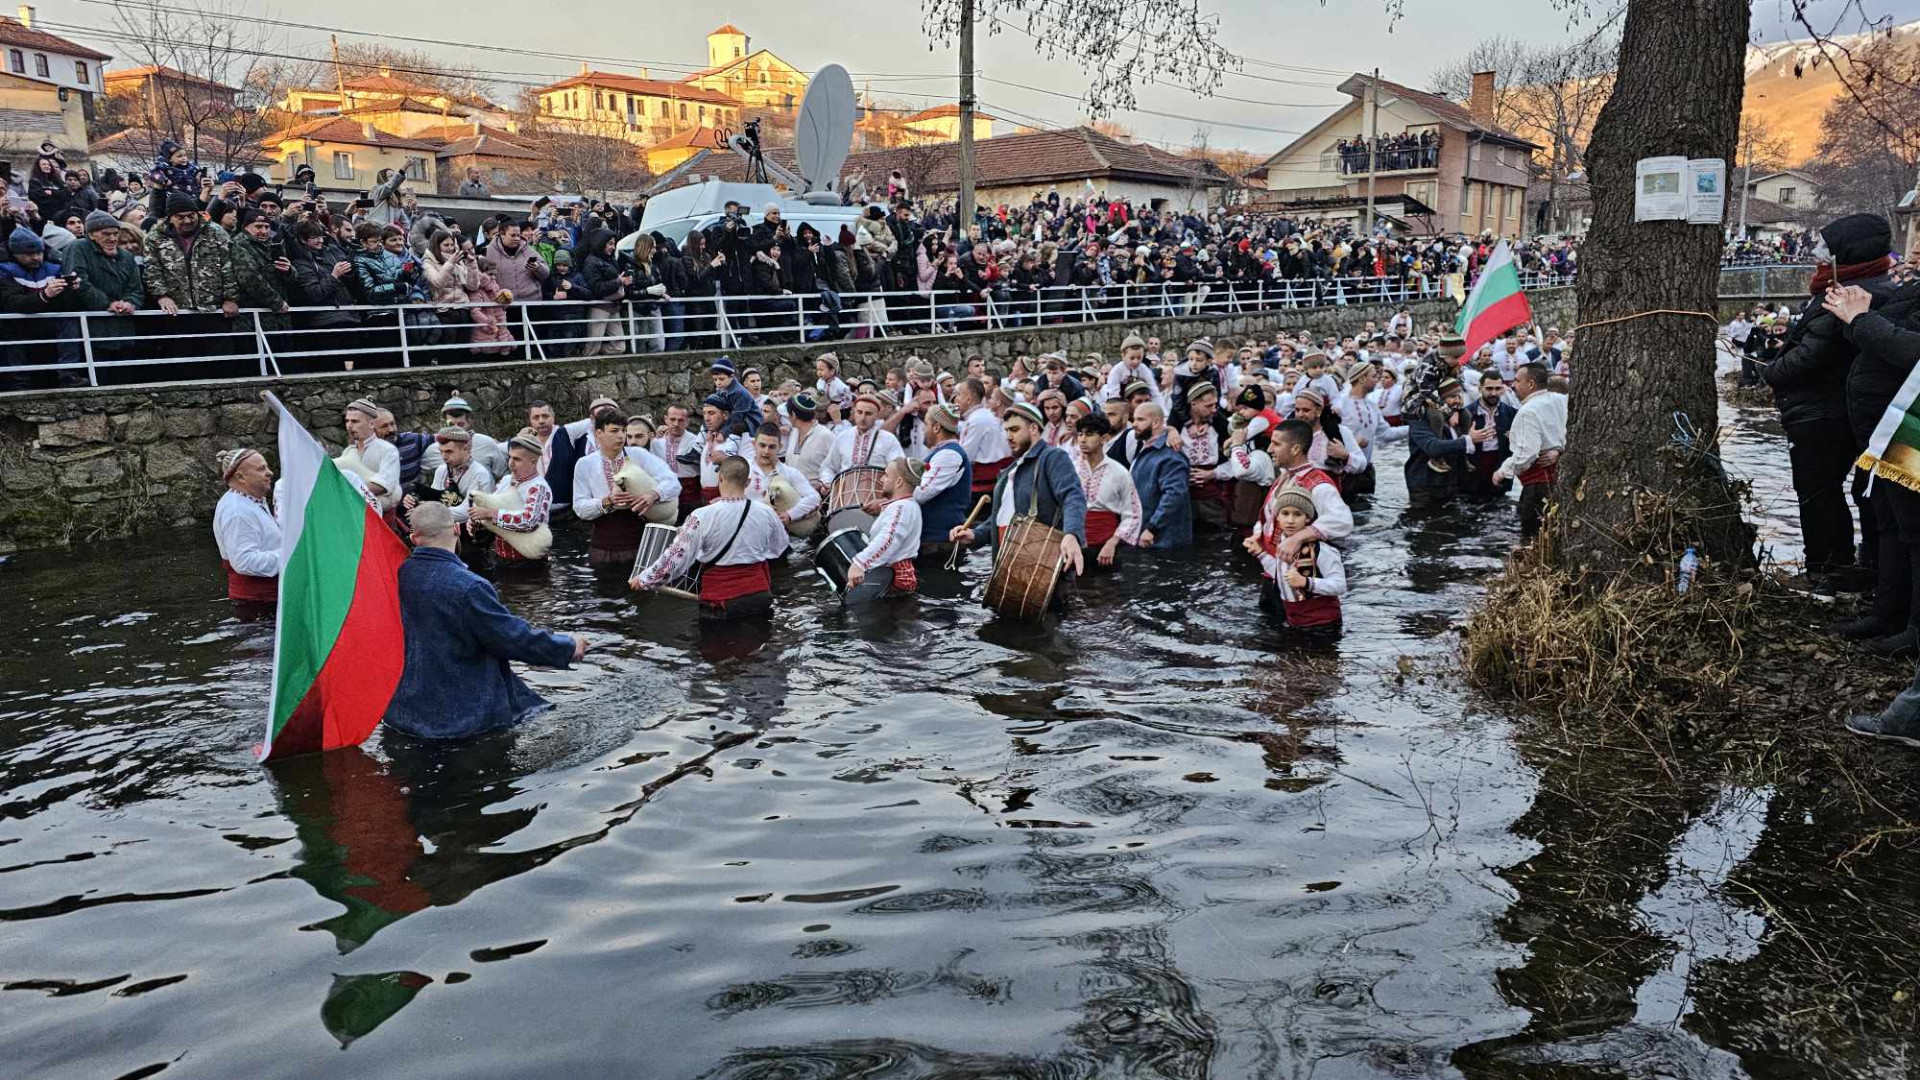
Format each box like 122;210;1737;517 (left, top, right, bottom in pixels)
813;527;869;596
825;465;886;535
769;476;821;538
984;517;1064;621
613;461;681;524
630;522;699;598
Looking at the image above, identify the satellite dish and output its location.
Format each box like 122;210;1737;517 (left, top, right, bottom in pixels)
793;64;856;194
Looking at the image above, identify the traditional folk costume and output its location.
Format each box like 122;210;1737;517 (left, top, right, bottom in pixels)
1499;389;1568;541
697;429;746;504
1037;389;1073;447
1332;368;1386;498
1217;433;1277;532
487;456;554;567
652;428;703;520
1071;444;1143;566
962;403;1011;496
413;433;496;567
816;422;904;484
1253;483;1347;634
785;419;836;480
635;495;787;619
915;428;973;557
746;457;820;538
848;496;923;601
573;445;681;566
1181;387;1231;530
213;450;280;604
1461;395;1519;497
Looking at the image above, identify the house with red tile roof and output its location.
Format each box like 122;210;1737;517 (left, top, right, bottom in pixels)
0;8;109;96
1251;71;1539;236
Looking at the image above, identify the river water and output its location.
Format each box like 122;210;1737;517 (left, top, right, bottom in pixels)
2;374;1915;1079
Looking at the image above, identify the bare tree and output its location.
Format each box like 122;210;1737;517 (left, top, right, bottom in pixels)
1807;39;1920;223
101;0;285;171
508;92;647;200
921;0;1234;115
328;42;497;109
1429;36;1532;130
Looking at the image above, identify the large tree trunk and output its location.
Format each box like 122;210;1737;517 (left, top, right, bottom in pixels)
1554;0;1753;575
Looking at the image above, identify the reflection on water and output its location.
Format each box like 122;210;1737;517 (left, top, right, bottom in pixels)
0;401;1915;1078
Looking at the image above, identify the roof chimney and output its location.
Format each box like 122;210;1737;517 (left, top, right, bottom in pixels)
639;66;650;79
16;5;33;27
1468;70;1496;126
362;121;377;140
579;62;590;76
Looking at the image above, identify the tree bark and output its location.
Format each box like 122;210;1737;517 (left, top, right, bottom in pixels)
1554;0;1753;575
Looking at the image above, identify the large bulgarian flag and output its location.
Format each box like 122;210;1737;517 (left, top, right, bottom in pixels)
1858;364;1920;494
260;392;408;762
1455;240;1533;360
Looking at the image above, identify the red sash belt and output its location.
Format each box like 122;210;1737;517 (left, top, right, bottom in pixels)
700;560;771;603
678;483;703;509
1084;509;1120;546
889;558;918;595
223;561;278;603
1518;461;1559;487
1284;593;1342;628
971;458;1007;495
492;536;541;563
1385;415;1405;427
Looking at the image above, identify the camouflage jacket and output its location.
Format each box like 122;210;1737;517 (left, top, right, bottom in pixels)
143;220;239;311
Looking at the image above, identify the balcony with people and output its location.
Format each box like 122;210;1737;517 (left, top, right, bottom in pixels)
1329;131;1441;176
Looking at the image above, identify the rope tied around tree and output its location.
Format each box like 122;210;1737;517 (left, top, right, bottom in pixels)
1568;309;1721;335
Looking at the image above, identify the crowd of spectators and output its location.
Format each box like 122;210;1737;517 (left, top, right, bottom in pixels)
1334;131;1441;174
1;133;1828;392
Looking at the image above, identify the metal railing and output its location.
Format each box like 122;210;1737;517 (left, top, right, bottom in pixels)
0;271;1579;390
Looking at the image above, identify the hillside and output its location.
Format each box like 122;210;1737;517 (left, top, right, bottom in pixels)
1742;20;1920;165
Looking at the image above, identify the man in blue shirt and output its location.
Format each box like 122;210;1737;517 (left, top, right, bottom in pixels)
1129;402;1193;548
384;503;586;740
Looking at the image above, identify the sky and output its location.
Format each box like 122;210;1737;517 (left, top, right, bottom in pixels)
38;0;1920;157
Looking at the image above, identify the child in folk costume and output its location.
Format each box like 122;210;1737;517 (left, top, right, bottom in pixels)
1244;483;1346;633
631;456;787;620
469;434;553;566
1071;412;1143;569
1215;413;1277;532
1037;388;1073;446
845;457;926;601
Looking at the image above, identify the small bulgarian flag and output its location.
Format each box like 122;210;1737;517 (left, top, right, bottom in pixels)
1455;240;1533;359
1858;364;1920;493
260;392;409;762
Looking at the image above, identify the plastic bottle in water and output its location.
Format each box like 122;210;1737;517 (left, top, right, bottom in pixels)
1676;547;1699;595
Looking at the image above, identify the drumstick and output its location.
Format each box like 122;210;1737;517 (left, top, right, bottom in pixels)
657;585;701;602
944;496;993;570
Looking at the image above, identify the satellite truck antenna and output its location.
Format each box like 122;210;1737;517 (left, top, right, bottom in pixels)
725;64;857;203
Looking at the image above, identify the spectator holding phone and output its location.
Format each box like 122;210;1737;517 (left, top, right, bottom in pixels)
0;225;86;387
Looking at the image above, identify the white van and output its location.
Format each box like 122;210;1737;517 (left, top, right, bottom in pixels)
624;178;877;254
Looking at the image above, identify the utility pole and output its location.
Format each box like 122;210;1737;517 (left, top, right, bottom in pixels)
330;35;347;102
1364;67;1379;236
957;0;977;231
1736;125;1751;239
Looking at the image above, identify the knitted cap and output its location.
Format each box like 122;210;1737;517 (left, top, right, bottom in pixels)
710;357;737;376
441;394;473;414
508;433;543;455
1270;483;1317;521
164;191;198;216
1187;338;1214;359
434;426;471;443
788;391;818;420
84;209;119;235
1294;389;1326;411
928;401;963;433
1121;332;1146;350
7;225;42;254
217;447;259;481
906;356;935;380
1186;381;1219;404
1122;380;1153;399
1066;396;1095;416
901;456;928;485
345;397;381;418
1007;401;1045;426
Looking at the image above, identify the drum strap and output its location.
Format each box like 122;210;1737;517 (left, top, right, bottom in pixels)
699;502;754;579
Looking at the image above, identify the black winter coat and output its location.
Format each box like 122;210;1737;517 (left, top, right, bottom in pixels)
1844;279;1920;445
1766;275;1895;429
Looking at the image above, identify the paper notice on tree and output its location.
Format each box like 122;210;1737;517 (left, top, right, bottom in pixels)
1686;158;1727;225
1635;156;1687;222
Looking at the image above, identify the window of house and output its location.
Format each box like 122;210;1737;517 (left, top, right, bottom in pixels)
1319;150;1337;172
759;70;769;85
75;61;88;84
7;50;21;73
595;91;604;111
657;99;668;117
698;105;706;123
403;156;427;181
1779;186;1797;206
1464;181;1479;217
626;98;636;125
679;103;688;121
33;53;48;77
734;46;742;59
332;151;354;180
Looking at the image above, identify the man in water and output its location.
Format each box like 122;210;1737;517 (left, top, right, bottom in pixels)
384;502;586;740
949;401;1086;581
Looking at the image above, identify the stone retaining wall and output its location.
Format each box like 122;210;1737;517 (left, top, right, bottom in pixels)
0;289;1575;553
